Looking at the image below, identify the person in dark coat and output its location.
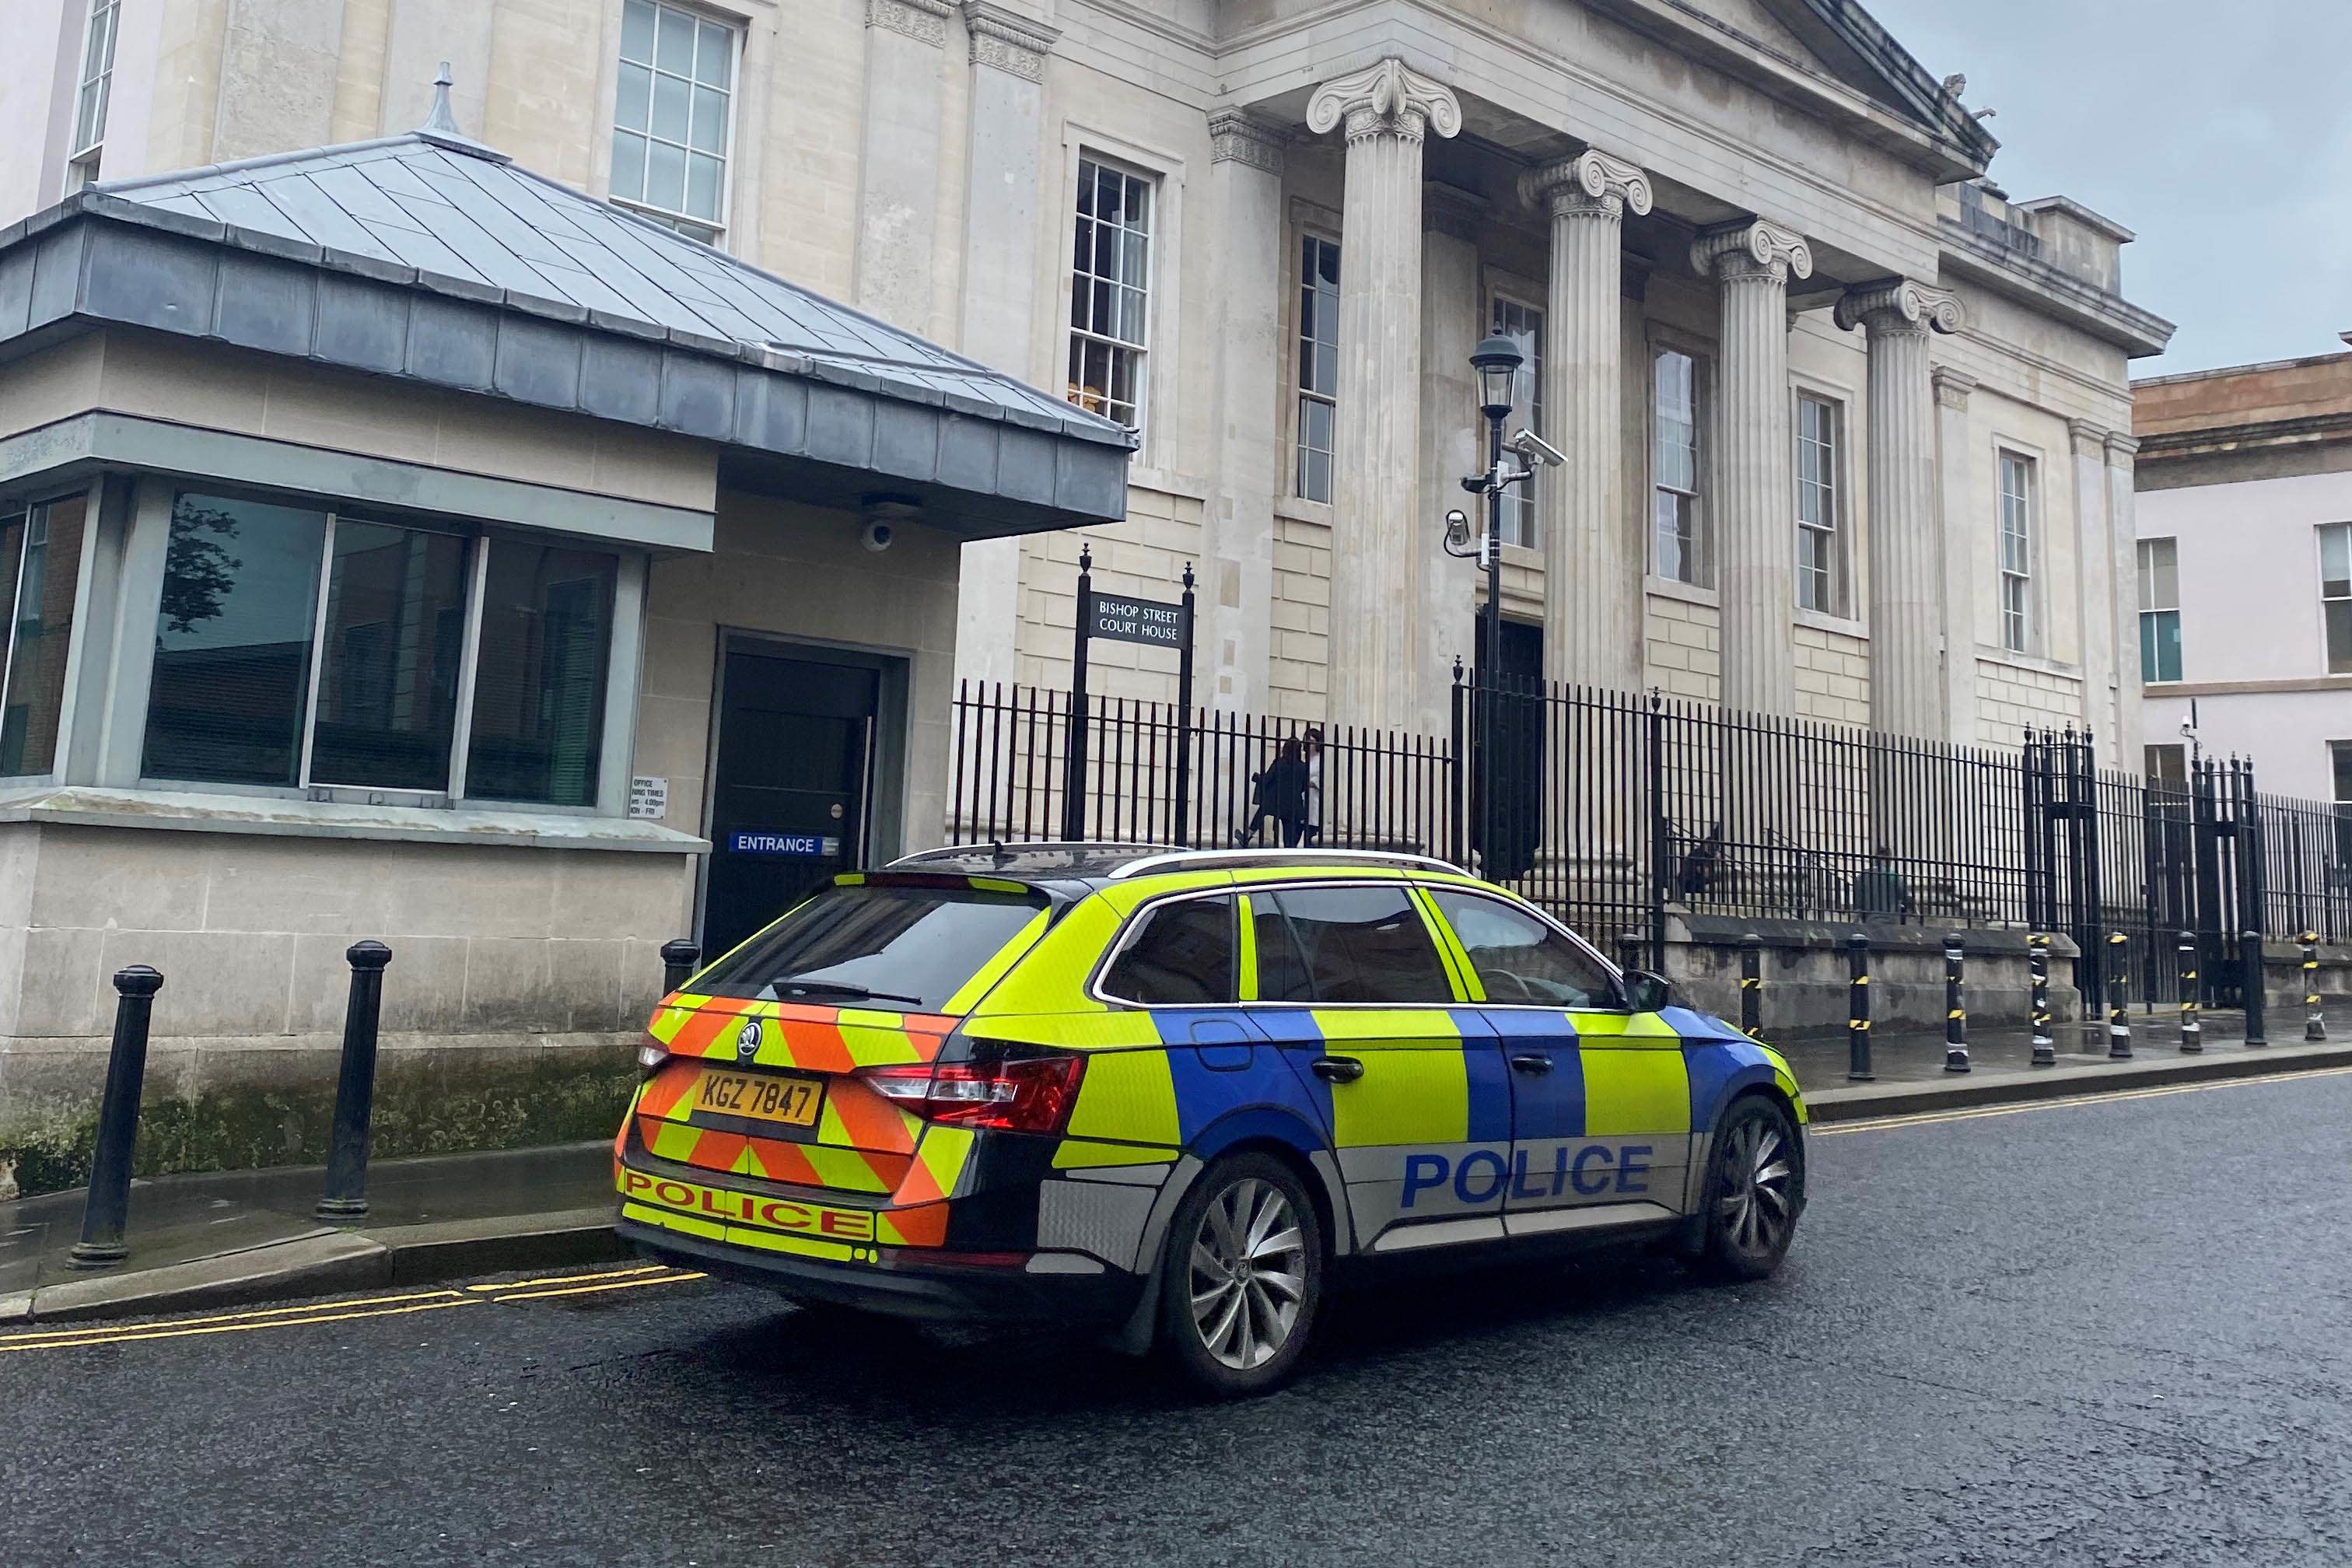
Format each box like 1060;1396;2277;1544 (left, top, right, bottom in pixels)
1237;738;1311;847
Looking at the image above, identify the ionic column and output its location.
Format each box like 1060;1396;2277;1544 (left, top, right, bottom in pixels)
949;1;1058;688
1835;279;1963;737
854;0;954;331
2106;432;2144;760
1520;150;1652;691
1306;58;1461;730
1693;222;1813;715
1933;368;1980;742
1203;112;1289;713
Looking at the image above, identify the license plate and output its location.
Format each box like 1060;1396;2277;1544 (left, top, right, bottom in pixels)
695;1069;824;1129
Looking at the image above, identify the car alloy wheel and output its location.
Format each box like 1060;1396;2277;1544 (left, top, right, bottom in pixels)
1185;1175;1309;1371
1717;1111;1796;1259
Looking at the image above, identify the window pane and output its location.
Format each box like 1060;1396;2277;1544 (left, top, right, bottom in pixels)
655;3;695;72
144;494;327;787
1261;887;1453;1005
1102;896;1237;1004
689;85;726;153
2335;743;2352;806
0;495;87;775
651;71;689;144
621;0;656;64
695;17;733;88
465;541;616;806
614;61;651;132
645;138;686;212
610;131;646;202
696;884;1045;1010
2329;600;2352;675
686;152;723;221
307;522;469;791
2323;524;2352;598
1429;891;1612;1008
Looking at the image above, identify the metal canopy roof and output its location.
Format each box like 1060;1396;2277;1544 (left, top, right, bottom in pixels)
0;84;1133;538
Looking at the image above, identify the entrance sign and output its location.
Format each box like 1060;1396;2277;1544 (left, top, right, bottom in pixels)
1085;591;1186;648
1063;546;1197;842
726;831;842;859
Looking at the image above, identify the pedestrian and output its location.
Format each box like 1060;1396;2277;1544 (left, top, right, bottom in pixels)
1237;738;1310;847
1301;727;1325;846
1677;823;1723;899
1852;844;1913;920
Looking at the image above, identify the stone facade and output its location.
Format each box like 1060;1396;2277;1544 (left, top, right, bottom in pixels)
5;0;2173;767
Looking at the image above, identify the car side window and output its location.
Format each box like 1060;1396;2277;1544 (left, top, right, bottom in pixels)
1255;886;1455;1005
1101;894;1238;1004
1427;890;1617;1009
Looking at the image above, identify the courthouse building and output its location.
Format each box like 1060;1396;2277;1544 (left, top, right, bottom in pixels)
0;0;2168;1180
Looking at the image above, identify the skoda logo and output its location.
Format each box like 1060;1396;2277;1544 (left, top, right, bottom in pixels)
735;1019;762;1061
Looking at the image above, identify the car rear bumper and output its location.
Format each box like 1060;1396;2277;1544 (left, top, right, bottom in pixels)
616;1216;1147;1326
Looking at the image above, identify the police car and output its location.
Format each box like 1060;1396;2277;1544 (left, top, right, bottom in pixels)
615;845;1807;1397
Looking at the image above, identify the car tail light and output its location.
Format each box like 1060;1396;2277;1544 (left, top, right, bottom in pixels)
861;1050;1085;1134
636;1037;670;1078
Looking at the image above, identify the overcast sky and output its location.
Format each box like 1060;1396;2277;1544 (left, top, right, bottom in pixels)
1864;0;2352;376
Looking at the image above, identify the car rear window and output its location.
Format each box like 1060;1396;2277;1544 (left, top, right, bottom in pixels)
693;882;1046;1012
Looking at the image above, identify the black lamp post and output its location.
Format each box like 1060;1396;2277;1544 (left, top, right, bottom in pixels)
1464;332;1525;876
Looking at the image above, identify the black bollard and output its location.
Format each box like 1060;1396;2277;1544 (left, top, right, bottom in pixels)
69;966;166;1269
2028;933;2055;1067
2178;929;2202;1053
1740;933;1765;1042
317;941;393;1222
2241;930;2268;1048
2307;932;2327;1043
1943;934;1969;1073
661;937;703;996
1846;933;1872;1082
2107;933;2133;1059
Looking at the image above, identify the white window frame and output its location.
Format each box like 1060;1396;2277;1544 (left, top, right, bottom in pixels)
1293;229;1341;506
1487;283;1545;551
1650;339;1709;589
1794;391;1845;617
1997;448;2038;655
2137;536;2182;684
66;0;120;191
1064;151;1157;436
2321;522;2352;676
607;0;741;243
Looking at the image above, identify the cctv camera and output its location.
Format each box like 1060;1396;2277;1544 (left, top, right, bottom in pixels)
1444;509;1472;549
1508;428;1568;469
860;518;894;553
859;496;919;553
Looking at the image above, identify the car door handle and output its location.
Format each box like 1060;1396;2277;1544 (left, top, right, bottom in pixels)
1508;1053;1554;1076
1309;1055;1364;1083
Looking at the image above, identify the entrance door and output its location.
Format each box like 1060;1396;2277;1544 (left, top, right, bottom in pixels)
702;649;880;960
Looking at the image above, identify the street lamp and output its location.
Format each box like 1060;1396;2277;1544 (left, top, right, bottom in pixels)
1461;333;1525;877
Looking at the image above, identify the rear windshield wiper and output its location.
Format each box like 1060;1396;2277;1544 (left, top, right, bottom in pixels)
770;978;926;1007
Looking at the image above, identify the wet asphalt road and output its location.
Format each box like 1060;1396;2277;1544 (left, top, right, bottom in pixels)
8;1071;2352;1568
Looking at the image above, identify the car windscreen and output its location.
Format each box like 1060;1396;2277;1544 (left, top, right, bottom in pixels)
693;883;1047;1012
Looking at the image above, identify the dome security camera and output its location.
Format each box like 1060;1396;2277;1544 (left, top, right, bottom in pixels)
860;517;895;553
859;496;919;553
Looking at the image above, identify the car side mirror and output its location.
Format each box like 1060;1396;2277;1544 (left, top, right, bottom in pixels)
1624;969;1673;1013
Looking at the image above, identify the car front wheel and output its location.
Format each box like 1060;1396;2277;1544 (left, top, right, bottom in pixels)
1696;1096;1803;1282
1157;1153;1323;1398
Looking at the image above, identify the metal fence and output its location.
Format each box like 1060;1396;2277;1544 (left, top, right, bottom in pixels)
947;672;2348;1005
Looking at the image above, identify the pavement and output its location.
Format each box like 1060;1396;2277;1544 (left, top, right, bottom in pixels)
6;1062;2351;1565
5;999;2346;1328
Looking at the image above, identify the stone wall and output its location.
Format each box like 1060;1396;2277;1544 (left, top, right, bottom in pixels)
1794;623;1871;726
1645;592;1722;703
1975;656;2088;745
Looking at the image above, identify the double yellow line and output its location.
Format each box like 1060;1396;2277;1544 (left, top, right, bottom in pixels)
0;1264;705;1356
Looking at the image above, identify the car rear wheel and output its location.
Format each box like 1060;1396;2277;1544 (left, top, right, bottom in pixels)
1695;1096;1802;1283
1157;1153;1323;1398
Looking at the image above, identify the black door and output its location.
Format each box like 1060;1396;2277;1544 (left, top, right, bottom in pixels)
1477;619;1545;883
702;650;880;959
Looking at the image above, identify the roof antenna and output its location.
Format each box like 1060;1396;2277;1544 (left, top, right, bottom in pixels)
422;62;464;138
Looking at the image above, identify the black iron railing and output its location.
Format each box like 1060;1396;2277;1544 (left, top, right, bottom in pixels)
947;675;2349;995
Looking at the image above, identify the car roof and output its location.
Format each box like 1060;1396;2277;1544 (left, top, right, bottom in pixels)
882;842;1477;892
